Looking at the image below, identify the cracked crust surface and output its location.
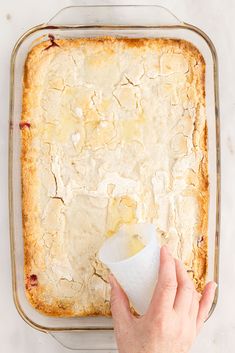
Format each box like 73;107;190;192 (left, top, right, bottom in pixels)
21;37;208;317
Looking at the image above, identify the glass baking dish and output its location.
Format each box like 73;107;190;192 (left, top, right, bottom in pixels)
9;5;220;351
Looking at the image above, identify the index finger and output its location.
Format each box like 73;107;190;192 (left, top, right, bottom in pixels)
148;246;177;314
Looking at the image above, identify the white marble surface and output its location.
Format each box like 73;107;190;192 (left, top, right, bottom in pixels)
0;0;235;351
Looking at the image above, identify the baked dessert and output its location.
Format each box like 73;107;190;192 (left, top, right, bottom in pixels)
21;36;208;317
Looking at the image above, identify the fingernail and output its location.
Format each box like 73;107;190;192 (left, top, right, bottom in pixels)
108;274;116;288
162;245;171;257
162;245;168;253
212;282;218;289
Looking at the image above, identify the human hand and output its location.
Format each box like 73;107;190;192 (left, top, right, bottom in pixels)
109;245;217;353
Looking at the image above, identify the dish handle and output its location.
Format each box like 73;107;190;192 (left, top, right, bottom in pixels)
49;330;117;351
47;5;182;27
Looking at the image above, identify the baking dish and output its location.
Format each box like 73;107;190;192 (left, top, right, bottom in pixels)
9;5;220;350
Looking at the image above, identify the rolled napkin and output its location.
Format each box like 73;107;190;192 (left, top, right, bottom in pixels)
98;223;160;315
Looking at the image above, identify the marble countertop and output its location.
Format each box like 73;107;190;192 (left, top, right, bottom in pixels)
0;0;234;352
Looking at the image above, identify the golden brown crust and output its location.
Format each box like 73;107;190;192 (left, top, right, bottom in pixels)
21;37;208;316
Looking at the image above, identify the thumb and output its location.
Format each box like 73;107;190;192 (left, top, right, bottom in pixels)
109;274;132;327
